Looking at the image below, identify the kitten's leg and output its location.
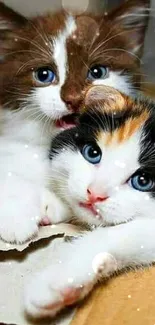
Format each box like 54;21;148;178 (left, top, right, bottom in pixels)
41;189;71;225
0;179;42;243
24;218;155;318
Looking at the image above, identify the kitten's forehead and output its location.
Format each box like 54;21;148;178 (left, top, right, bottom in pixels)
79;91;152;150
97;109;149;147
70;16;99;45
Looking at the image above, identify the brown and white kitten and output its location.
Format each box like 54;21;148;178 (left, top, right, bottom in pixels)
0;0;150;243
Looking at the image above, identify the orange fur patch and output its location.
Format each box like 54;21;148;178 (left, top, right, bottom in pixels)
97;109;149;146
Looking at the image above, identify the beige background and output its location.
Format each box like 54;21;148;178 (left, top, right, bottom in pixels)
2;0;104;15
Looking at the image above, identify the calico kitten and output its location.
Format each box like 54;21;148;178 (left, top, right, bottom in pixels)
0;0;150;243
24;86;155;318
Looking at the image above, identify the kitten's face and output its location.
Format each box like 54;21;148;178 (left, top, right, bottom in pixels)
0;0;150;130
49;88;155;227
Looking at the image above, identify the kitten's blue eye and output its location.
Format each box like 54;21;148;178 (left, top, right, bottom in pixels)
34;67;55;84
87;65;108;81
128;172;155;192
81;144;102;164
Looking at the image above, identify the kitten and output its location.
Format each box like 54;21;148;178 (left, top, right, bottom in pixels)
24;86;155;318
0;0;149;243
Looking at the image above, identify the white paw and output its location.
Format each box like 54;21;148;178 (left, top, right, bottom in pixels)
24;265;94;319
0;191;41;243
41;190;70;225
24;252;117;319
92;252;117;277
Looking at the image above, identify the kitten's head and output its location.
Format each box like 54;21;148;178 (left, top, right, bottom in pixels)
49;85;155;227
0;0;150;130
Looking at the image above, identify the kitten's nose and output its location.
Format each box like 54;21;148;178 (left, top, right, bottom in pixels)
63;93;82;112
87;188;108;204
61;86;82;112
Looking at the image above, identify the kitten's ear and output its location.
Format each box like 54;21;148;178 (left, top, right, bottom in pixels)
0;2;26;32
108;0;150;55
84;85;126;113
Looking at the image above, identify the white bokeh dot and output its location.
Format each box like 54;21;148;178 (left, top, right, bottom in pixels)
51;224;56;228
62;0;89;14
33;153;39;159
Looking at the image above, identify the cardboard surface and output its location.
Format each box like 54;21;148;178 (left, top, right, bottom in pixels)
71;267;155;325
0;224;80;325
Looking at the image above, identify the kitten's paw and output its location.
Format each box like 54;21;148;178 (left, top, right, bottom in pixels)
92;252;117;277
0;212;39;244
24;253;117;319
0;194;41;243
24;268;94;319
41;190;70;225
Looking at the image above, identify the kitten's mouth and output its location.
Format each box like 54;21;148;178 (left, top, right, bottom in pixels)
79;202;102;220
55;113;78;129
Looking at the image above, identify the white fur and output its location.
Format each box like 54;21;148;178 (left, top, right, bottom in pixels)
0;108;55;243
93;71;133;95
33;16;76;119
24;219;155;317
24;125;155;318
116;6;148;55
0;17;78;243
119;7;148;27
0;19;10;30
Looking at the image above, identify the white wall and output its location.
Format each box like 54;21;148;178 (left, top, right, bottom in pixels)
2;0;103;16
143;0;155;81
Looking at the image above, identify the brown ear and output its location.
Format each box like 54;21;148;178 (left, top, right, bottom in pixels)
0;2;26;31
108;0;150;56
83;85;126;113
0;2;26;60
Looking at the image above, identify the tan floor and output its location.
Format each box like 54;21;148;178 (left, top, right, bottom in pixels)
71;267;155;325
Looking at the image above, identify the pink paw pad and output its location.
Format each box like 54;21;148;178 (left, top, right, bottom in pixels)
61;287;83;305
39;216;51;226
38;287;83;312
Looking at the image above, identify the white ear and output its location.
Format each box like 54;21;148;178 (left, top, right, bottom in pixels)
109;0;150;55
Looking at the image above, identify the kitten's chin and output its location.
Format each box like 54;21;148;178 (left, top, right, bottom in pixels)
73;203;103;226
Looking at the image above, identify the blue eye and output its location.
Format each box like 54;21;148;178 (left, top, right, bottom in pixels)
81;144;102;164
128;172;155;192
87;65;108;81
34;67;55;84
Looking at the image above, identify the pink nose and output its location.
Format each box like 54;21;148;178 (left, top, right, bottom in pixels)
87;188;108;204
